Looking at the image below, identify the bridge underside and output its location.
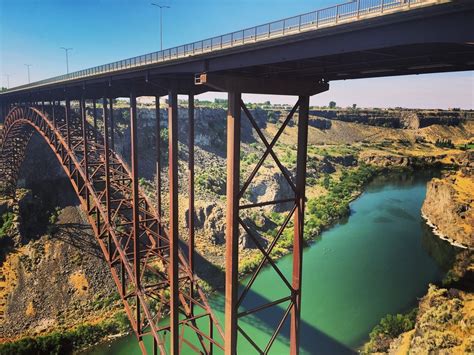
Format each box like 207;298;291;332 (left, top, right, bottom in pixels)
0;1;473;354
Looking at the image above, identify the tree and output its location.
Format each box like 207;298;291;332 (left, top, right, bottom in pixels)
329;101;336;109
0;87;7;92
352;103;357;110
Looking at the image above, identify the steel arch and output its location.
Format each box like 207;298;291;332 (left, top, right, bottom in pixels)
0;104;223;354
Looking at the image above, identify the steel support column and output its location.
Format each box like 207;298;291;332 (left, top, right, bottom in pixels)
102;97;112;259
80;96;90;211
130;89;142;340
168;89;179;354
225;91;241;355
51;100;56;127
93;99;98;142
290;95;309;355
188;93;195;311
109;97;115;151
65;97;71;149
155;96;162;238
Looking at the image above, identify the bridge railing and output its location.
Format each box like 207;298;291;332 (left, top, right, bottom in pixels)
5;0;432;93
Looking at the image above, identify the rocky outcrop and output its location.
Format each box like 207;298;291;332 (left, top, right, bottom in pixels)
248;172;294;212
184;203;263;249
309;117;331;130
362;151;473;169
0;205;118;341
388;284;474;354
362;154;422;167
311;109;465;129
422;169;474;249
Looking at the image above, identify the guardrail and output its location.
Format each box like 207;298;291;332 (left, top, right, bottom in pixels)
5;0;433;93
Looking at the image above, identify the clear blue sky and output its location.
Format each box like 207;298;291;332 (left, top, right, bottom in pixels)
1;0;473;108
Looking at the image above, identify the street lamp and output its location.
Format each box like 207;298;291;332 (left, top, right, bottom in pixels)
60;47;73;74
4;74;10;89
24;64;32;84
151;3;170;51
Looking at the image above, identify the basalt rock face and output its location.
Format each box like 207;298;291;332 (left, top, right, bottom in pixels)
388;285;474;354
362;155;432;167
0;204;118;341
422;169;474;249
311;109;465;129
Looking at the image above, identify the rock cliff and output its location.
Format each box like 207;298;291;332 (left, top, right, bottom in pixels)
422;167;474;249
388;284;474;354
311;109;467;129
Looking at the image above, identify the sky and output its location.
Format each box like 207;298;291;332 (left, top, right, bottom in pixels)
1;0;473;109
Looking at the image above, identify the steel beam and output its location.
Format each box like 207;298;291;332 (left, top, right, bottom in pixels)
103;96;112;259
130;89;142;340
196;73;329;96
290;95;309;355
65;97;71;150
155;95;162;239
109;97;115;151
93;99;98;142
51;100;56;127
168;89;179;354
188;93;195;311
225;91;241;355
80;96;90;211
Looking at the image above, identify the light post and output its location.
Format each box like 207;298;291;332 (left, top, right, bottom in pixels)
4;74;10;89
24;64;32;84
151;3;170;50
60;47;73;74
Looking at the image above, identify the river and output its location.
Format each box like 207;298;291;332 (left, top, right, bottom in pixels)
87;171;457;354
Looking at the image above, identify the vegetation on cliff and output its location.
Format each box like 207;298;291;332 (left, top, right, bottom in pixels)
364;309;418;353
0;312;130;355
239;164;378;274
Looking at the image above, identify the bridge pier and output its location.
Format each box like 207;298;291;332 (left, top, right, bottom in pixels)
195;73;329;354
168;89;180;354
130;89;142;343
188;93;196;314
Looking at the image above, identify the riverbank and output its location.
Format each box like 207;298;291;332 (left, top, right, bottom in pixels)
1;104;472;353
88;167;454;354
363;165;474;354
0;164;388;354
0;165;459;354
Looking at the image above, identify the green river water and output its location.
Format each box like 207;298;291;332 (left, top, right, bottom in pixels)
88;171;457;354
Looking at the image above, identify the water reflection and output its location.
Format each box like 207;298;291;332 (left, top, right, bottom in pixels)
420;221;458;272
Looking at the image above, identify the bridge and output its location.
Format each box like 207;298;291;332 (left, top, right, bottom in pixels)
0;0;473;353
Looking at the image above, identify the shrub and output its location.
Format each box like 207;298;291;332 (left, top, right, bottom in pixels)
435;138;454;149
0;212;15;238
365;309;417;353
0;314;131;354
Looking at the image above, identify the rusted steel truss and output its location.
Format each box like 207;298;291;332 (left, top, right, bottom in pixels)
225;95;310;355
0;100;223;354
0;75;326;354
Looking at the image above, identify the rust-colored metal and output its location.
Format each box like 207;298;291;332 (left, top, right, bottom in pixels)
225;91;241;355
188;93;195;312
80;96;90;211
109;97;115;151
223;93;313;354
290;95;309;355
93;99;98;142
0;102;224;354
130;90;142;340
0;80;314;354
155;96;162;237
168;90;180;354
51;100;56;127
102;96;113;259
